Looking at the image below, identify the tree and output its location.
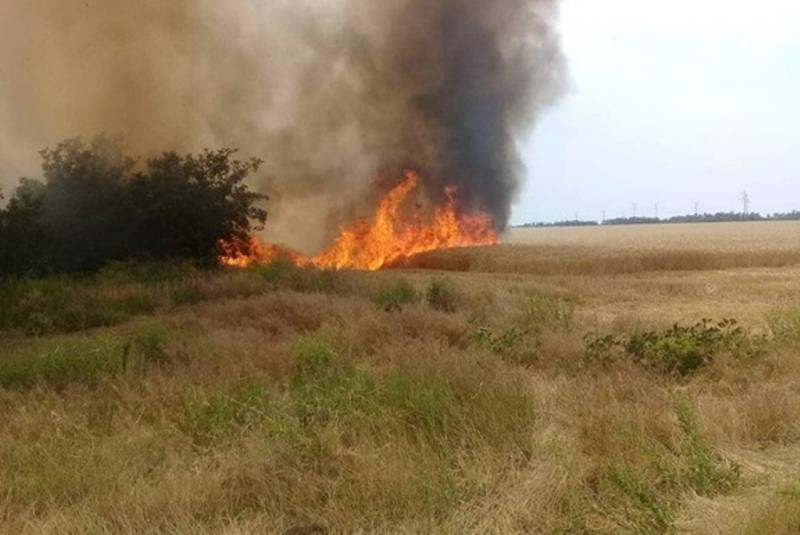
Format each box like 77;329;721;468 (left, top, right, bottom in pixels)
39;136;137;272
0;179;50;277
1;135;269;276
129;149;268;265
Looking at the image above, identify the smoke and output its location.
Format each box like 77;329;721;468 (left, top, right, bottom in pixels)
0;0;564;251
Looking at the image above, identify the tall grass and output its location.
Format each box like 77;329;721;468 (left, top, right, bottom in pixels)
1;230;799;532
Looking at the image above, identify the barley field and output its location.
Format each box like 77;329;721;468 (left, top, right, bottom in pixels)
2;223;800;534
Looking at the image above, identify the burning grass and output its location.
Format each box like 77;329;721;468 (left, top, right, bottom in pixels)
221;171;499;272
2;225;800;533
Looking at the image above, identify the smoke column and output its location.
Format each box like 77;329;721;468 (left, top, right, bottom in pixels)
0;0;564;251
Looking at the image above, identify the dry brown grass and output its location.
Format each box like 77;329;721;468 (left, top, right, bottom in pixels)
1;222;800;533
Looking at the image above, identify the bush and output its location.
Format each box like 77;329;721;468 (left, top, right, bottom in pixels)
374;279;418;312
586;319;765;377
426;279;459;313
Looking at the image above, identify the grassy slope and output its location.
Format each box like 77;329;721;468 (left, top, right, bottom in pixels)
1;236;800;534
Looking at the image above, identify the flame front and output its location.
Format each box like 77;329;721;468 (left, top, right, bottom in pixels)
221;171;499;271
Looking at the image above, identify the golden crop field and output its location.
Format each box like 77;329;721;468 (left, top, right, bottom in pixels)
506;221;800;251
1;222;799;534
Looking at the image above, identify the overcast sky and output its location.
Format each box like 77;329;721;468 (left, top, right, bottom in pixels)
512;0;800;223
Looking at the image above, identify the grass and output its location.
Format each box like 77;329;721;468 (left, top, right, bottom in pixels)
426;278;460;313
0;323;171;389
1;224;800;533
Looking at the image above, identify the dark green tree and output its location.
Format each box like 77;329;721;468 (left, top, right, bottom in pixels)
129;148;268;265
39;136;137;272
1;135;268;276
0;179;50;277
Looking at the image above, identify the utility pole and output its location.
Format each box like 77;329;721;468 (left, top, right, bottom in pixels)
741;191;750;218
602;210;606;224
694;201;699;217
654;203;659;220
632;203;637;218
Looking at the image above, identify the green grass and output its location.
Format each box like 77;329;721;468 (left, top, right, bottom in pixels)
0;324;171;389
594;402;741;534
180;335;535;457
675;401;741;495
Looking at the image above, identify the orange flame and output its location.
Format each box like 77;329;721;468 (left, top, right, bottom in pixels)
221;171;499;271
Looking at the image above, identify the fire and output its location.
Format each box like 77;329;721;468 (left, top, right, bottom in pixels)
220;171;499;271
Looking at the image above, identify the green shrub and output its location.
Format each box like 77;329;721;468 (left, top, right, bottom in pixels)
586;319;765;377
373;279;418;312
426;279;459;313
472;327;527;355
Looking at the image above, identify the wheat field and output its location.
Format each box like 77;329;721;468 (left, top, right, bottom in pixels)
1;223;800;534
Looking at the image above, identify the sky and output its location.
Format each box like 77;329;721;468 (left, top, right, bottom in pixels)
512;0;800;224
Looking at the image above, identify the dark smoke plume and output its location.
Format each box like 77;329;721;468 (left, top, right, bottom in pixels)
0;0;564;251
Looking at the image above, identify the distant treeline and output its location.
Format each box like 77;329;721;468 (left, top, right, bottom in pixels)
0;136;268;278
518;211;800;229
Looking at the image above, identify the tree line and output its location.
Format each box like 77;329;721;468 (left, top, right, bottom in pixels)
518;211;800;229
0;136;267;278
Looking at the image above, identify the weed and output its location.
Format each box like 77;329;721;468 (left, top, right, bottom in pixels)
586;319;765;376
470;326;537;366
425;279;459;313
373;279;418;312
